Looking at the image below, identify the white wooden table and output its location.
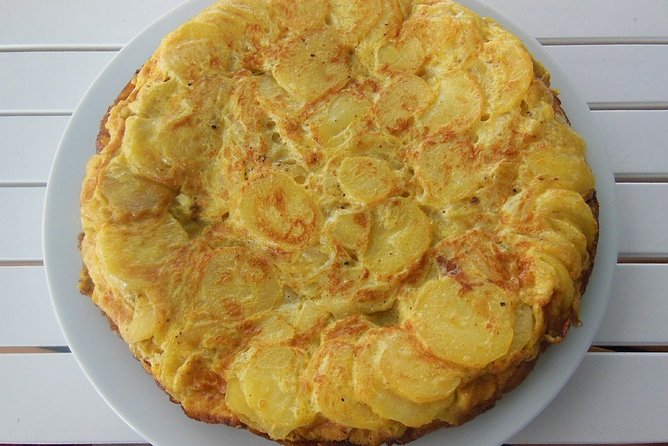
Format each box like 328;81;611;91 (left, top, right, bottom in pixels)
2;0;668;445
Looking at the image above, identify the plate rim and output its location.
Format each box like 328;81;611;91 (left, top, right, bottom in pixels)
43;1;619;445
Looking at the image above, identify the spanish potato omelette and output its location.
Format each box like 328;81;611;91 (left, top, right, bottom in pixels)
78;0;599;444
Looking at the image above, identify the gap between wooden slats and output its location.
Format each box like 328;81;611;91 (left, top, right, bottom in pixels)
0;0;666;47
1;352;667;444
1;46;668;112
3;262;666;349
1;183;667;261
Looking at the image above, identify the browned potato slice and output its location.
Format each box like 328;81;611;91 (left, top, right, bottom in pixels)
272;28;350;103
338;157;398;204
375;38;426;75
375;74;433;134
157;21;236;81
269;0;328;35
329;0;382;46
413;138;485;206
238;172;320;248
410;278;514;368
197;246;282;318
419;71;483;134
401;2;483;72
364;198;432;277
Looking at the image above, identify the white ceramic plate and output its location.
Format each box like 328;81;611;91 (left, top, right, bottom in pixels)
43;1;618;445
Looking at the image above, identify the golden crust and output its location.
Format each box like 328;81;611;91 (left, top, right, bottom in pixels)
78;1;599;445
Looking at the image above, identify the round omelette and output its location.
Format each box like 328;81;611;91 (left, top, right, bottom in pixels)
78;0;599;444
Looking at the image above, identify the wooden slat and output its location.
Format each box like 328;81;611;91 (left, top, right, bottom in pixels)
616;183;668;257
0;266;66;347
0;187;44;262
593;264;668;346
483;0;668;43
1;183;666;261
593;110;668;179
0;116;69;184
0;52;112;113
0;0;666;47
2;352;667;444
0;353;143;444
543;45;668;106
511;352;668;444
2;46;668;113
0;0;184;48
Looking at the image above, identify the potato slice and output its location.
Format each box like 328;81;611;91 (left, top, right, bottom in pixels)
419;71;483;134
401;2;483;71
272;28;350;103
231;345;315;439
326;210;371;253
520;143;595;196
239;172;320;248
472;36;533;117
329;0;382;46
410;278;514;368
122;116;173;184
119;290;166;343
197;246;282;318
508;304;535;354
378;329;462;404
338;157;398;204
311;340;387;430
95;214;187;288
309;89;371;146
225;376;260;426
534;189;598;247
375;37;426;75
98;155;173;220
157;20;236;81
353;329;454;427
364;198;432;277
413;138;485;206
375;74;433;134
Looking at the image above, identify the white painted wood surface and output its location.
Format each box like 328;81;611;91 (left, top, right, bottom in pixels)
1;0;667;445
